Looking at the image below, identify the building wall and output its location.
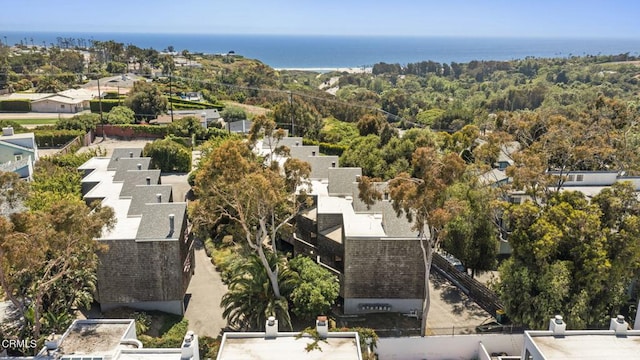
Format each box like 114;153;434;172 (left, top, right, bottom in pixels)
100;300;184;315
317;213;342;233
376;334;523;360
32;100;81;113
96;214;190;314
344;298;422;314
0;145;33;164
343;237;425;305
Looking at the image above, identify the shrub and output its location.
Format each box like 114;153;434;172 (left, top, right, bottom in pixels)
90;99;121;113
56;113;100;132
106;106;135;124
34;129;84;148
143;138;192;172
0;99;31;112
139;319;189;348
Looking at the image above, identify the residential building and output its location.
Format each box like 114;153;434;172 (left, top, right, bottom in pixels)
263;140;424;316
31;95;85;113
216;316;362;360
0;319;200;360
0;126;38;179
78;148;194;315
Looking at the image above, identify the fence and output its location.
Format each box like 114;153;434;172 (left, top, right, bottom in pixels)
55;130;94;155
432;253;505;318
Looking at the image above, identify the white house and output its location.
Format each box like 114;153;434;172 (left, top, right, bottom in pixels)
0;127;38;179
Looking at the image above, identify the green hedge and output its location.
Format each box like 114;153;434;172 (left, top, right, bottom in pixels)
303;138;348;156
0;99;31;112
168;96;223;109
34;129;84;148
90;99;121;113
170;102;208;110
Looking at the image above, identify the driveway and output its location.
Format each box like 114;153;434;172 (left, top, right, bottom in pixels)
183;241;228;338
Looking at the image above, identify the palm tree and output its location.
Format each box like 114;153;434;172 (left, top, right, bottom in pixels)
221;252;298;331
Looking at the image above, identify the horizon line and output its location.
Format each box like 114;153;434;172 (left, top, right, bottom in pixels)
1;30;639;40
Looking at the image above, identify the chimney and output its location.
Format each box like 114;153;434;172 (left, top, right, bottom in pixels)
316;316;329;339
156;193;162;203
180;331;199;360
265;316;278;339
331;161;336;168
610;315;628;335
169;214;175;232
129;151;133;158
311;151;316;156
2;127;14;136
137;163;142;170
549;315;566;335
146;176;151;185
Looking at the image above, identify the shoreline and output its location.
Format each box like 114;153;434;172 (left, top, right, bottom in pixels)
275;67;373;74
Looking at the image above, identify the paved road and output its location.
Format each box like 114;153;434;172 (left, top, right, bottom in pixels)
183;242;229;338
426;273;492;334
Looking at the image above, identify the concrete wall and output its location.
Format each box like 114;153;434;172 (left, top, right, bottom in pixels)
100;299;184;316
376;334;523;360
343;237;425;306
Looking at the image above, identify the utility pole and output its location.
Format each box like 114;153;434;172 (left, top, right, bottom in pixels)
288;91;294;136
97;77;105;140
169;71;174;123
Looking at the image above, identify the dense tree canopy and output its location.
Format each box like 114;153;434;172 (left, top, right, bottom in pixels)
495;184;640;329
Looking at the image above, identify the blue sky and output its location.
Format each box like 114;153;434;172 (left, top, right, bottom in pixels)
1;0;638;37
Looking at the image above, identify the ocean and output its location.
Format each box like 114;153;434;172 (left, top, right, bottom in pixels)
3;31;640;70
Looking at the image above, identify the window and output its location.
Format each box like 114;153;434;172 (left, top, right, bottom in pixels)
576;174;584;182
61;104;65;109
567;175;575;181
14;154;22;161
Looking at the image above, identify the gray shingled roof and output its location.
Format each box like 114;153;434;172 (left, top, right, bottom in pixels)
136;203;187;240
262;137;303;150
328;167;362;196
118;170;162;198
307;155;339;179
113;158;152;181
289;145;319;160
108;148;144;170
127;185;174;216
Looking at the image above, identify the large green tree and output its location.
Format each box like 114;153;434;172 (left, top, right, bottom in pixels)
359;146;466;336
442;182;499;277
192;117;311;324
495;185;640;329
124;81;167;122
288;255;340;320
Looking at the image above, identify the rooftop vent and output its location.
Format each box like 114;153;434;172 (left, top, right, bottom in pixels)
146;176;151;185
331;161;336;168
156;193;162;203
549;315;566;335
311;151;316;156
137;163;142;170
265;316;278;339
169;214;175;232
610;315;628;335
180;331;195;359
2;127;14;136
129;151;133;158
295;141;299;146
316;316;329;339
